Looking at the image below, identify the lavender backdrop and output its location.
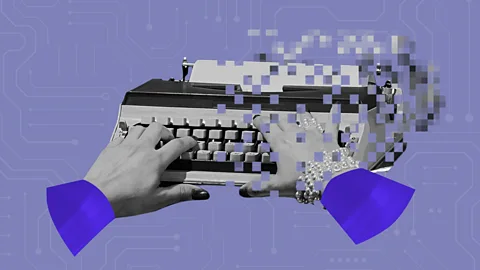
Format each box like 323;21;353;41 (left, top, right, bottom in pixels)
1;0;479;269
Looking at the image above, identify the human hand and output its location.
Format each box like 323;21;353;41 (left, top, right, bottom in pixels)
239;105;358;198
84;122;210;218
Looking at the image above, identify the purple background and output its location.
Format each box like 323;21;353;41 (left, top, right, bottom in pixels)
1;0;479;269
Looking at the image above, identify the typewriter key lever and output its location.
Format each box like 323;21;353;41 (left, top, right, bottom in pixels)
182;57;195;82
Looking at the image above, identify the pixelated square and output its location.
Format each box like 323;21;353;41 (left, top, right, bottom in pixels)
252;85;261;95
269;190;279;198
261;171;270;181
332;75;341;85
323;75;333;84
331;112;341;124
376;113;385;124
270;113;279;123
243;75;253;85
323;65;332;75
252;162;261;172
341;132;350;143
385;152;394;162
296;161;305;172
235;94;244;104
270;94;279;104
332;85;341;95
252;181;262;191
217;60;226;66
323;132;333;143
226;85;235;95
368;152;377;162
305;75;314;85
234;162;243;172
358;161;368;169
216;151;226;161
385;104;394;114
296;181;305;190
322;171;333;181
359;111;368;123
252;104;261;114
349;142;358;151
243;132;253;143
323;94;332;104
314;65;323;75
368;85;377;94
234;143;243;152
394;94;403;104
332;151;341;161
296;132;306;143
287;113;296;123
376;95;385;102
368;133;377;143
270;65;279;75
376;143;386;152
243;113;252;123
341;75;350;85
262;75;270;85
288;65;297;75
394;142;404;152
217;104;226;114
261;142;270;152
350;94;359;104
258;53;267;62
296;104;306;113
270;152;279;162
260;123;270;133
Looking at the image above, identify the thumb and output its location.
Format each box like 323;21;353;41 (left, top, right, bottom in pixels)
239;179;295;198
158;184;210;206
239;181;272;198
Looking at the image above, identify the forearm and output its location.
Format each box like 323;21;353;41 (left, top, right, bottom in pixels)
47;180;115;256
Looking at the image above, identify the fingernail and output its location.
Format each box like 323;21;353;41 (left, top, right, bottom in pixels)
191;135;199;141
192;189;210;200
253;115;261;120
239;189;251;198
134;123;149;127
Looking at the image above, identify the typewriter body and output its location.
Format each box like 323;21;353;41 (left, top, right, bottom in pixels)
111;59;406;186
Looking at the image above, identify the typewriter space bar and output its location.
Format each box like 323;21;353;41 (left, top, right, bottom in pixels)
166;159;277;174
161;170;263;186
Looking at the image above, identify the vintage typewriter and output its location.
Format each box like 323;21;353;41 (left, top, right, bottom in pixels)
110;58;406;186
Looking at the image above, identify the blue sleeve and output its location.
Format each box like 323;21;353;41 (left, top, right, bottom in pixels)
321;168;415;244
46;180;115;256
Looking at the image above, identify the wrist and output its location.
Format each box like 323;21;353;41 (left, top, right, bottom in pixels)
295;148;359;205
332;167;357;179
84;177;120;217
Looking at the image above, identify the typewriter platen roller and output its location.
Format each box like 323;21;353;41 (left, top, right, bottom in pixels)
110;58;406;186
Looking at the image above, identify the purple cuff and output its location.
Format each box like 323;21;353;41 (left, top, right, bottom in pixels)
47;180;115;256
321;168;415;244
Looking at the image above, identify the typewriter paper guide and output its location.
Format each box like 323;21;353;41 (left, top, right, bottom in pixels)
188;60;363;92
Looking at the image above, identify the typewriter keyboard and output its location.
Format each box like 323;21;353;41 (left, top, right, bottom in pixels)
161;122;278;174
113;105;374;185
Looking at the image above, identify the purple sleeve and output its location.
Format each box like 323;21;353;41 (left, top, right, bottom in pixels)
46;180;115;256
321;168;415;244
